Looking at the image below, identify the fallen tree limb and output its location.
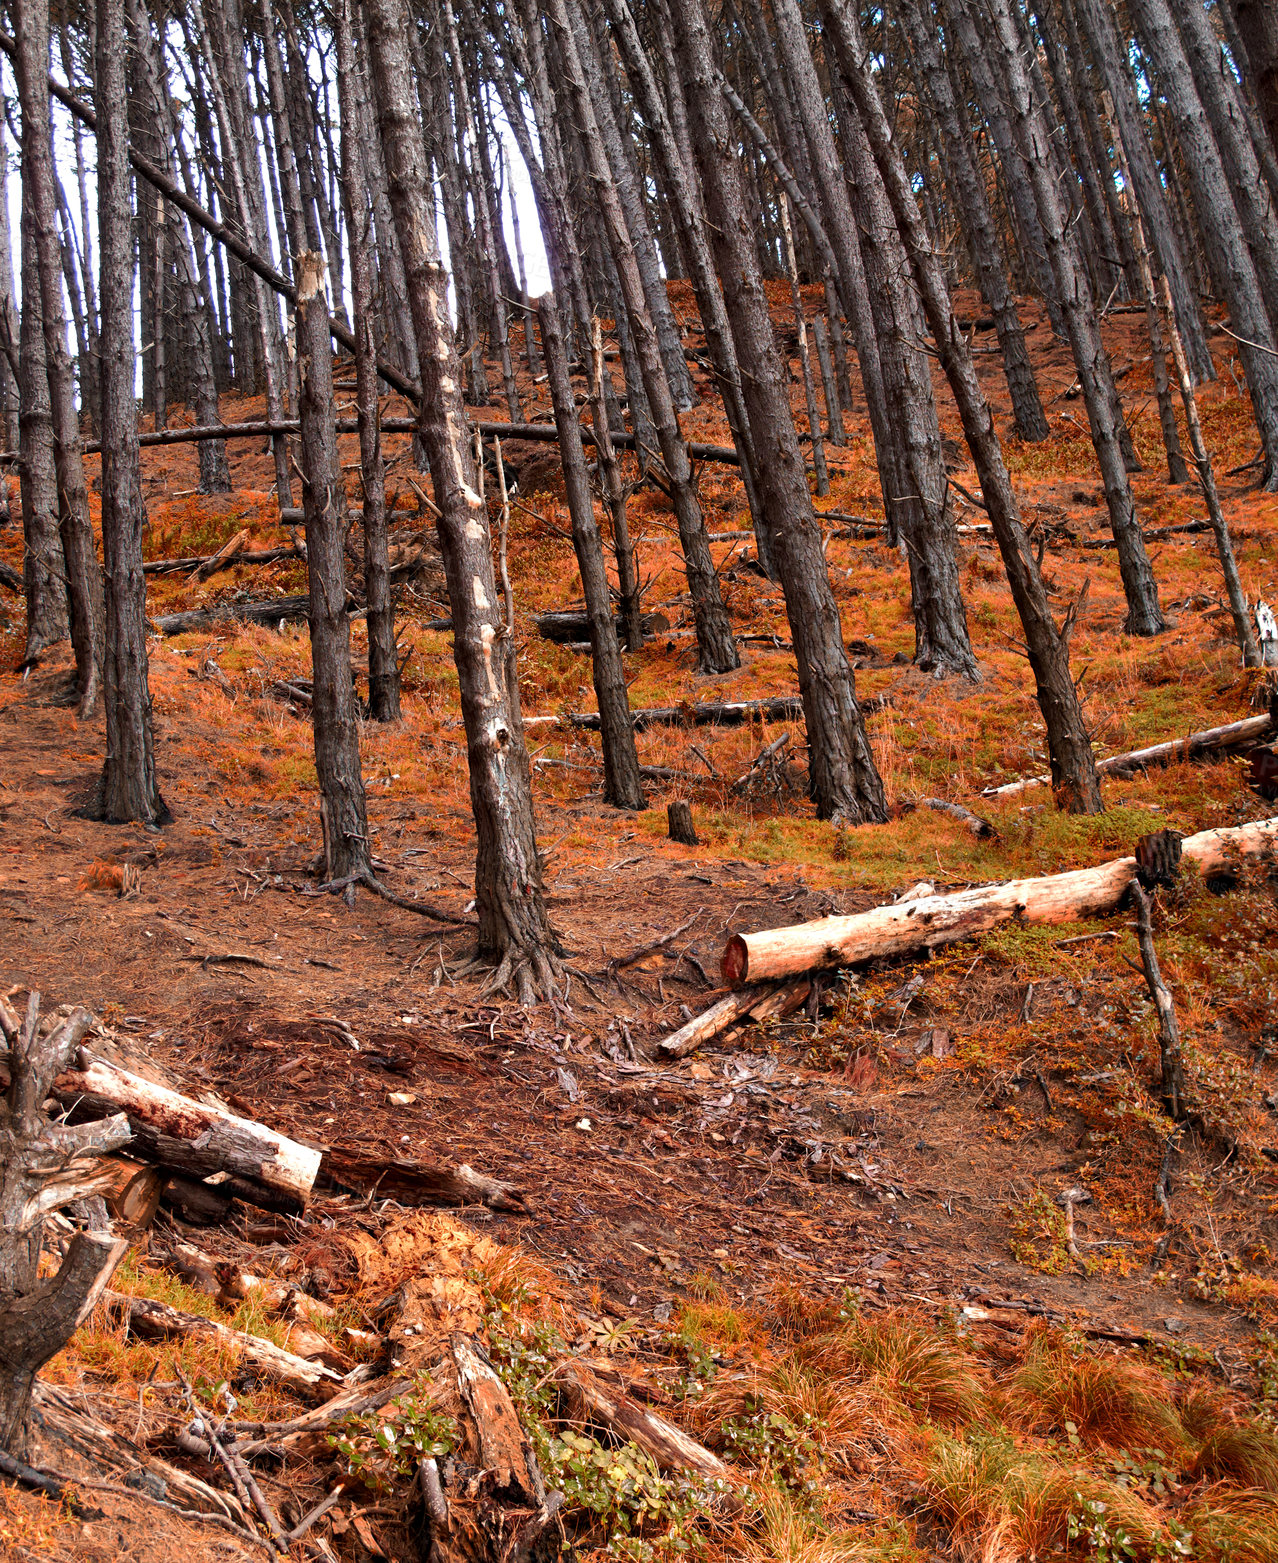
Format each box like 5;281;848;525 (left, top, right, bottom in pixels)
534;608;670;644
320;1149;531;1213
102;1290;345;1401
721;817;1278;985
920;798;997;839
144;546;302;577
52;1051;322;1210
152;595;313;636
555;1361;727;1479
571;696;804;733
982;712;1275;797
656;982;813;1059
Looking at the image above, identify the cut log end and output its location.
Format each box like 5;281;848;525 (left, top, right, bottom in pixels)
667;801;698;846
721;934;748;987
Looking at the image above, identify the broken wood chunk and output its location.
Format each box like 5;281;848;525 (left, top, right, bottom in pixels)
554;1361;727;1480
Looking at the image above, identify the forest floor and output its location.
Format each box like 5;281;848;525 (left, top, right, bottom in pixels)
1;286;1277;1561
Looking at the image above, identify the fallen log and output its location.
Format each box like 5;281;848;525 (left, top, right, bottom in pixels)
152;595;312;636
983;712;1276;797
102;1291;345;1401
144;546;302;577
534;608;670;644
920;797;997;839
721;817;1278;985
53;1051;322;1210
658;984;778;1058
555;1361;728;1480
320;1148;530;1213
572;695;804;733
95;1155;163;1228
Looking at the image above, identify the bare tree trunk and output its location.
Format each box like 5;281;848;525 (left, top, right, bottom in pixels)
294;253;374;875
15;0;102;711
366;0;561;1000
335;0;398;723
544;0;739;676
668;0;889;825
1126;0;1278;487
0;117;19;453
779;197;829;496
539;294;646;810
898;0;1049;441
96;0;168;826
1229;0;1278;161
977;0;1165;636
823;0;1103;813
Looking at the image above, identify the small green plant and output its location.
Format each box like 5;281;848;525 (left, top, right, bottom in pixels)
1106;1446;1180;1499
1008;1189;1075;1275
719;1394;823;1497
327;1394;456;1493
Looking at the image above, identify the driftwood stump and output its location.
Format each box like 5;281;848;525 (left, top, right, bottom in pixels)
0;996;129;1453
667;801;698;845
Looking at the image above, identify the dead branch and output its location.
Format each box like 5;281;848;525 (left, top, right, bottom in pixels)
1130;879;1186;1120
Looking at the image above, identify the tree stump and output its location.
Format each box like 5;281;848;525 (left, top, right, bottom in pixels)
667;801;698;845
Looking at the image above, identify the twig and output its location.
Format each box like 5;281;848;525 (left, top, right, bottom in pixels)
1130;879;1186;1121
285;1483;346;1543
613;907;706;970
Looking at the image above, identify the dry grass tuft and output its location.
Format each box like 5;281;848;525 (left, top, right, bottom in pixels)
1191;1420;1278;1493
1007;1328;1185;1451
806;1313;988;1426
731;1486;926;1563
1179;1485;1278;1563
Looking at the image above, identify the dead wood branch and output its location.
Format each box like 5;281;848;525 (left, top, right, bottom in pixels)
555;1360;728;1479
657;979;812;1059
613;908;705;970
983;712;1275;797
1130;879;1186;1120
720;817;1278;985
920;797;997;839
320;1149;531;1213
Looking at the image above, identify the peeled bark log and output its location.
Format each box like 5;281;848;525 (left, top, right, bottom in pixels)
103;1290;345;1401
722;816;1278;984
52;1051;322;1209
453;1335;544;1505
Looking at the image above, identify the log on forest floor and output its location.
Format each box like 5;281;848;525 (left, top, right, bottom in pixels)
982;711;1276;797
319;1149;531;1213
720;816;1278;987
152;596;313;636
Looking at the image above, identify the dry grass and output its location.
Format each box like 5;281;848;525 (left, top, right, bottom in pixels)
1006;1327;1187;1452
1179;1485;1278;1563
803;1313;989;1426
1191;1421;1278;1493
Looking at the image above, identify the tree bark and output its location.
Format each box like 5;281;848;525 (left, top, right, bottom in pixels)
294;254;373;879
366;0;561;1002
1230;0;1278;161
335;0;399;722
96;0;168;827
538;294;646;811
668;0;889;824
821;0;1104;812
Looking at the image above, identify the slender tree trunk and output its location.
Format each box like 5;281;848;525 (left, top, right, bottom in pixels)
668;0;889;825
0;117;20;454
15;0;102;711
1230;0;1278;161
17;216;66;663
589;316;643;651
898;0;1049;441
96;0;168;826
366;0;561;1000
336;0;398;723
976;0;1165;635
812;316;845;445
539;294;646;810
779;197;829;497
542;0;739;676
1126;0;1278;487
294;253;373;874
823;0;1103;813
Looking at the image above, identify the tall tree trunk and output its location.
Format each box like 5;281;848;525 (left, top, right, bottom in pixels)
1126;0;1278;487
294;253;373;876
897;0;1049;441
0;117;20;454
96;0;168;827
335;0;399;723
366;0;561;1001
539;293;646;810
542;0;739;676
668;0;890;825
15;0;102;711
977;0;1166;636
779;197;830;497
17;216;66;663
1229;0;1278;160
823;0;1103;813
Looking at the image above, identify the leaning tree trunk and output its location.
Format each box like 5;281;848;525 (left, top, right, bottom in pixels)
1230;0;1278;161
15;0;101;713
0;996;130;1455
978;0;1165;637
669;0;889;825
365;0;560;1002
822;0;1103;813
898;0;1049;442
538;293;646;811
294;253;374;879
544;0;740;677
96;0;168;826
335;0;399;723
1126;0;1278;487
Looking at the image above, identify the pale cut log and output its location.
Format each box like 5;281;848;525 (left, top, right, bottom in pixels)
983;713;1275;797
52;1052;322;1208
215;1260;336;1324
722;816;1278;985
320;1148;530;1213
102;1290;345;1401
658;985;778;1058
95;1155;162;1228
555;1361;727;1479
452;1335;543;1506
